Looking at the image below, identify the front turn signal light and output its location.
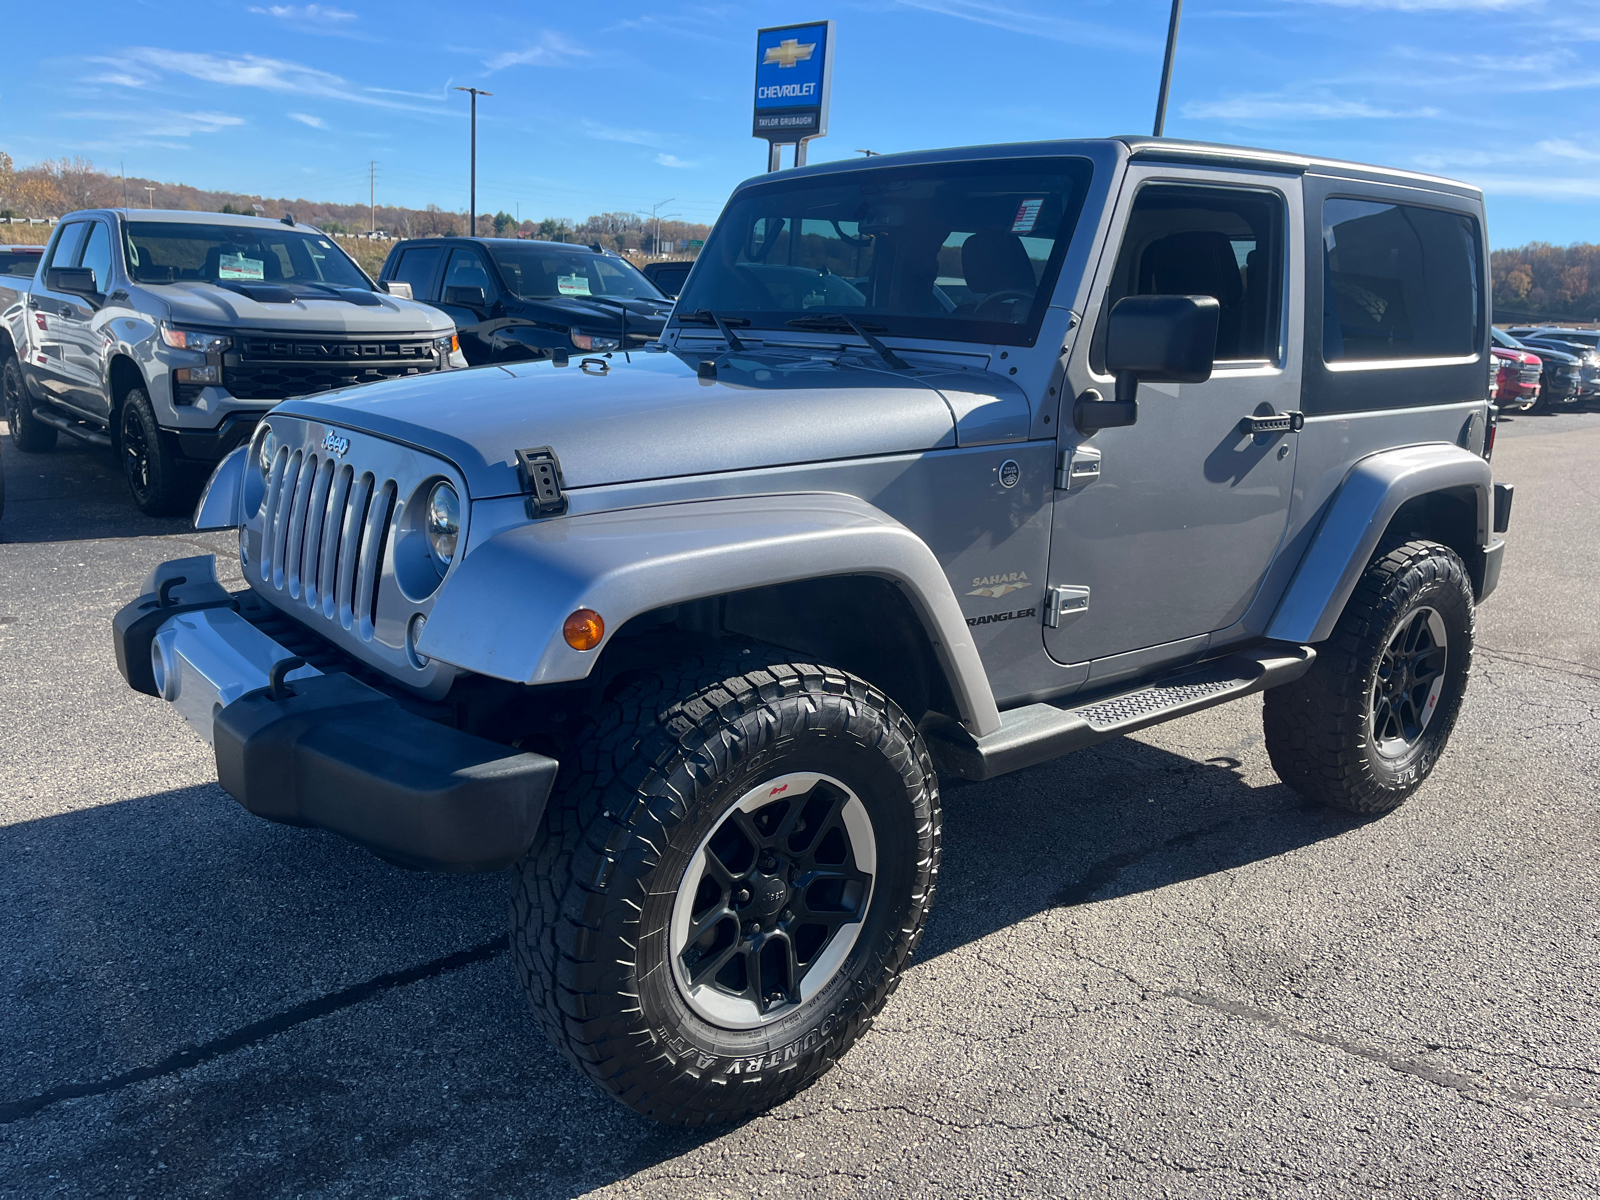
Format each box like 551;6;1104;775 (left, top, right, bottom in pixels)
563;608;605;651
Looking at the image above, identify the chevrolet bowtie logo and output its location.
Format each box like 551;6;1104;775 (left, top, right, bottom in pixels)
763;39;816;68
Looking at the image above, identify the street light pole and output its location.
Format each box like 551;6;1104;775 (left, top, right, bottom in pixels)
1152;0;1183;137
454;86;493;235
650;198;676;256
143;186;156;209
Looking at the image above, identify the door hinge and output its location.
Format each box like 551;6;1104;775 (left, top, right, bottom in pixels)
1044;585;1091;628
515;446;568;518
1239;410;1305;435
1055;444;1102;491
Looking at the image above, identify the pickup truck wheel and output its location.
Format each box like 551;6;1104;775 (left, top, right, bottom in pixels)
119;388;189;517
1264;539;1474;814
3;356;56;452
511;647;940;1126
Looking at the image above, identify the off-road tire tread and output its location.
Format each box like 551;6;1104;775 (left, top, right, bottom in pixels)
510;643;940;1126
1264;538;1474;814
120;388;191;517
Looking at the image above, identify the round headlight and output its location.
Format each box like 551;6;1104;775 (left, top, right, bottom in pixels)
426;482;460;568
256;427;277;478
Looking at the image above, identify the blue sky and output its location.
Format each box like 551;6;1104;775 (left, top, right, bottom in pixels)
4;0;1599;246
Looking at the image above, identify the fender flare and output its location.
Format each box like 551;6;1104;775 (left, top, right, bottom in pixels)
1266;443;1492;645
417;491;1004;737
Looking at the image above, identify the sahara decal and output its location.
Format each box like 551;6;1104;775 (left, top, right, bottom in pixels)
968;571;1029;599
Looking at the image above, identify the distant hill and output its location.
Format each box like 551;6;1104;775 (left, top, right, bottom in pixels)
0;153;711;255
1492;243;1600;325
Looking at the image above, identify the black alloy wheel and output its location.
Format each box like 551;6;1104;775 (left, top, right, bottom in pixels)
670;772;875;1028
118;388;191;517
3;356;56;452
1264;538;1474;814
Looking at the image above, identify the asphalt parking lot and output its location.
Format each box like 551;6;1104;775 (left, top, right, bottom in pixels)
2;411;1597;1199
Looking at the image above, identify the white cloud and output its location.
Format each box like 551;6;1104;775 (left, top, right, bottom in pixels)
1473;174;1600;200
582;120;665;146
62;108;246;149
1184;93;1441;120
485;32;591;71
656;154;694;168
250;4;356;21
114;48;443;112
288;112;326;128
1293;0;1537;9
1538;138;1600;162
894;0;1149;49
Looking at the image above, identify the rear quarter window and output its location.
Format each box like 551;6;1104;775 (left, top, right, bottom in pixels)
1301;179;1488;416
1322;198;1481;363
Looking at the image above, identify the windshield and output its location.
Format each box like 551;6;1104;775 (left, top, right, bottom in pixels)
486;243;665;301
673;156;1093;346
0;252;41;279
122;221;370;289
1491;328;1524;350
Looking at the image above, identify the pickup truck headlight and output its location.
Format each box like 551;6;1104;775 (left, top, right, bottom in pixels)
426;482;460;569
570;328;621;352
435;333;458;357
160;324;231;354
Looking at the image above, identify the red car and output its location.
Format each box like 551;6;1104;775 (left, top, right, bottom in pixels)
1491;345;1540;411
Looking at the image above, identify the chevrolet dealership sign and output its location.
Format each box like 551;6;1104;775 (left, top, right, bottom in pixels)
753;21;834;144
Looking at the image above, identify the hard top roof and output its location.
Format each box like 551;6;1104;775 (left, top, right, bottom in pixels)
737;136;1480;199
98;209;324;229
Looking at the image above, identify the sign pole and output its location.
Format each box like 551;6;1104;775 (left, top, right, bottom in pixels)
1152;0;1182;137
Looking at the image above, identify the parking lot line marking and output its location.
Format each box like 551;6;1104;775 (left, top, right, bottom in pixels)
0;935;509;1126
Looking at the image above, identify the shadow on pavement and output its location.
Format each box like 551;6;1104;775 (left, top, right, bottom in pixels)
0;422;198;543
0;731;1364;1195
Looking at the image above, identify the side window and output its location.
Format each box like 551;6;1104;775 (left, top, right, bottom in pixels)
442;248;498;303
393;245;444;301
1100;184;1285;364
46;222;88;273
78;222;113;292
1322;199;1481;363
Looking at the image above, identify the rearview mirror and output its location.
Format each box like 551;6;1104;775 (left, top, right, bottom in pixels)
1077;295;1221;434
47;266;99;297
443;285;486;310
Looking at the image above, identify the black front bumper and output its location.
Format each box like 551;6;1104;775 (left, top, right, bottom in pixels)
113;561;558;873
213;672;559;873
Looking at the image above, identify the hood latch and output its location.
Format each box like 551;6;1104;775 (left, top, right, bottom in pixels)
516;446;568;518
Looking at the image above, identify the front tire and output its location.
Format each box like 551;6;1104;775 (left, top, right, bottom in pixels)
119;388;190;517
512;647;940;1126
3;356;56;452
1264;539;1474;814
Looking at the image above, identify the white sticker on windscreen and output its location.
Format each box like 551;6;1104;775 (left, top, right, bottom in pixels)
1011;199;1045;234
557;274;592;296
219;253;265;282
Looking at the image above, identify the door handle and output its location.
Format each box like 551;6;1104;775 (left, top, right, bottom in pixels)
1239;410;1304;435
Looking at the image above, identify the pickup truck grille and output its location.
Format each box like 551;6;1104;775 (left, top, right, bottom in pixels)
223;334;442;400
240;416;465;698
1518;363;1542;385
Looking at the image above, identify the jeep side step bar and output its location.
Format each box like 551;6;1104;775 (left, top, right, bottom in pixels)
926;644;1316;781
32;406;112;448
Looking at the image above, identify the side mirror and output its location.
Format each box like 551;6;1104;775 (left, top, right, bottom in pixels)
47;266;99;297
381;280;414;300
443;285;487;310
1077;294;1220;434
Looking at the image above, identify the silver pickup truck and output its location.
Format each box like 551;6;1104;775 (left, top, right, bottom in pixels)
114;137;1512;1125
2;210;461;515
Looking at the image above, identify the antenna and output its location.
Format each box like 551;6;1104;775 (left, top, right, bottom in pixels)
1152;0;1184;137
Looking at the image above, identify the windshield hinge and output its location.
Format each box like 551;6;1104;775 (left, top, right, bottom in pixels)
516;446;568;518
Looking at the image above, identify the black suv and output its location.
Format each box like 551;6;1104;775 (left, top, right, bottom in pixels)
379;237;674;366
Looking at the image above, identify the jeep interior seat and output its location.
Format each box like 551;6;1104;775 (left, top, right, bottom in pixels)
960;230;1037;304
1138;231;1245;359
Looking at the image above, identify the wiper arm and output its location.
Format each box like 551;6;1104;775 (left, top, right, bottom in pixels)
785;313;910;371
678;308;749;352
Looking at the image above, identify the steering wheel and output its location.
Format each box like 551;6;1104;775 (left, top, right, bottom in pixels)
972;289;1035;319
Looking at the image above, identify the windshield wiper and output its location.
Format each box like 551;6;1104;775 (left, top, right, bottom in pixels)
677;309;750;351
785;313;910;371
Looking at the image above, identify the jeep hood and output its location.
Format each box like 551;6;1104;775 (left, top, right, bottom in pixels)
151;282;454;335
278;349;1029;497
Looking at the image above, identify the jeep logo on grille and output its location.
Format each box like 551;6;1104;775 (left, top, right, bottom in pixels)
321;430;350;458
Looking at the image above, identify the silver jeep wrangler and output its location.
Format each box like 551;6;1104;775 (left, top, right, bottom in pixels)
114;137;1512;1126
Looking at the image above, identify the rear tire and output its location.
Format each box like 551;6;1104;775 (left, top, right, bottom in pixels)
119;388;190;517
511;646;940;1126
1264;539;1474;814
3;356;56;452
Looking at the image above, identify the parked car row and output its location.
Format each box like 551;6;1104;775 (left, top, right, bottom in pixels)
1491;325;1600;413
